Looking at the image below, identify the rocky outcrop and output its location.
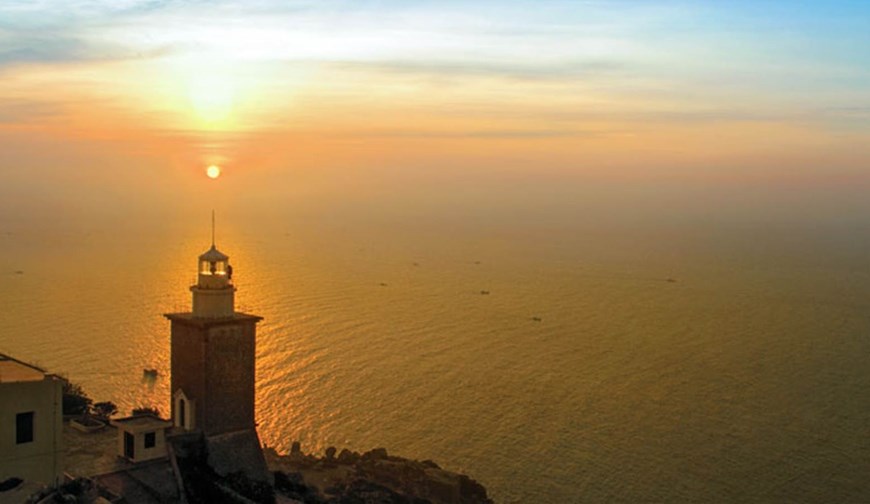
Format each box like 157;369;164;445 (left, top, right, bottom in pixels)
265;445;492;504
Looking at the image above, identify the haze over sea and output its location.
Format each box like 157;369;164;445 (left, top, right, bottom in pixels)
2;185;870;503
3;0;870;501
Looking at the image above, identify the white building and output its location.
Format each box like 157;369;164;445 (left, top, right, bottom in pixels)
0;354;63;487
110;415;172;464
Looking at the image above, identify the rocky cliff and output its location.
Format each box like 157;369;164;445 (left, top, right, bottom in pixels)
265;444;492;504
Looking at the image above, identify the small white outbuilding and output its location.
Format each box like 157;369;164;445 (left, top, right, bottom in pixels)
110;415;172;463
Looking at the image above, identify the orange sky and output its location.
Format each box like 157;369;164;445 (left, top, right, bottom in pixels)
1;1;868;227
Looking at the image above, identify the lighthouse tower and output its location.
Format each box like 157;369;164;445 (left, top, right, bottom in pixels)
164;235;262;437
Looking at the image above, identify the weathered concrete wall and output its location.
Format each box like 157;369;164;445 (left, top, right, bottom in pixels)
204;321;257;435
169;317;258;436
115;429;167;463
0;377;63;486
170;321;208;429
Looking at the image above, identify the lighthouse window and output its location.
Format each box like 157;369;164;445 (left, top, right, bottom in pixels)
144;431;156;448
16;411;34;444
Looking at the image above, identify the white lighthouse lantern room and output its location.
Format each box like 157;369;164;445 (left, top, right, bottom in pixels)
190;244;236;318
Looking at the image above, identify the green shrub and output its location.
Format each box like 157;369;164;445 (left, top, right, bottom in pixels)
91;401;118;420
131;406;161;417
61;379;92;416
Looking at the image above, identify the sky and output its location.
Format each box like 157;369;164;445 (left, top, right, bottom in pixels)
0;0;869;228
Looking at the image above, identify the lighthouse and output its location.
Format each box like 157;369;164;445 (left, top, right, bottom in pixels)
164;234;263;437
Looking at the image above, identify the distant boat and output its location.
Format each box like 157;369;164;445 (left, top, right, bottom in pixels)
531;317;542;322
666;278;677;283
480;290;490;295
143;368;158;378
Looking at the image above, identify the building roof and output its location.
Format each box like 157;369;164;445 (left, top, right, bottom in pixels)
206;429;270;483
93;460;180;503
0;353;47;383
199;245;229;262
163;312;263;327
111;415;173;433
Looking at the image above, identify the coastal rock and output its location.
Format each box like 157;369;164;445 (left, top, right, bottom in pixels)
338;449;360;464
458;475;489;502
265;446;492;504
362;447;389;461
421;460;440;470
421;471;460;503
273;471;316;503
329;479;429;503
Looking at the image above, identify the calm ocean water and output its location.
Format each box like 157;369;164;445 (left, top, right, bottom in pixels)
2;217;870;502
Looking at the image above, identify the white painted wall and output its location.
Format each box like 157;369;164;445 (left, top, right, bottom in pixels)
191;286;235;318
173;389;195;430
0;376;63;486
115;427;168;463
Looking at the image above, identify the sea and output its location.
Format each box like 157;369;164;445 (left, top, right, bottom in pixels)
2;205;870;503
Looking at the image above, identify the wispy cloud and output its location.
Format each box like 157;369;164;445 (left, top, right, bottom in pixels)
327;59;626;83
0;38;89;66
0;0;868;138
0;98;62;124
342;128;605;140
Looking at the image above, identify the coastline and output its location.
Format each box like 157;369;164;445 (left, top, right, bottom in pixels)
265;443;493;504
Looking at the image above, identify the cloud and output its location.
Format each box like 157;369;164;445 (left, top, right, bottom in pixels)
338;128;607;139
327;59;625;83
0;0;866;138
0;0;192;69
820;106;870;118
0;34;98;66
0;99;63;124
0;27;177;71
0;1;636;68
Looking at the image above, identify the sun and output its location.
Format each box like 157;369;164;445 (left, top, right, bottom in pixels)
206;165;221;179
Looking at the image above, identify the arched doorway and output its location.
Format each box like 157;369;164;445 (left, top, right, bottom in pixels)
179;398;186;428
